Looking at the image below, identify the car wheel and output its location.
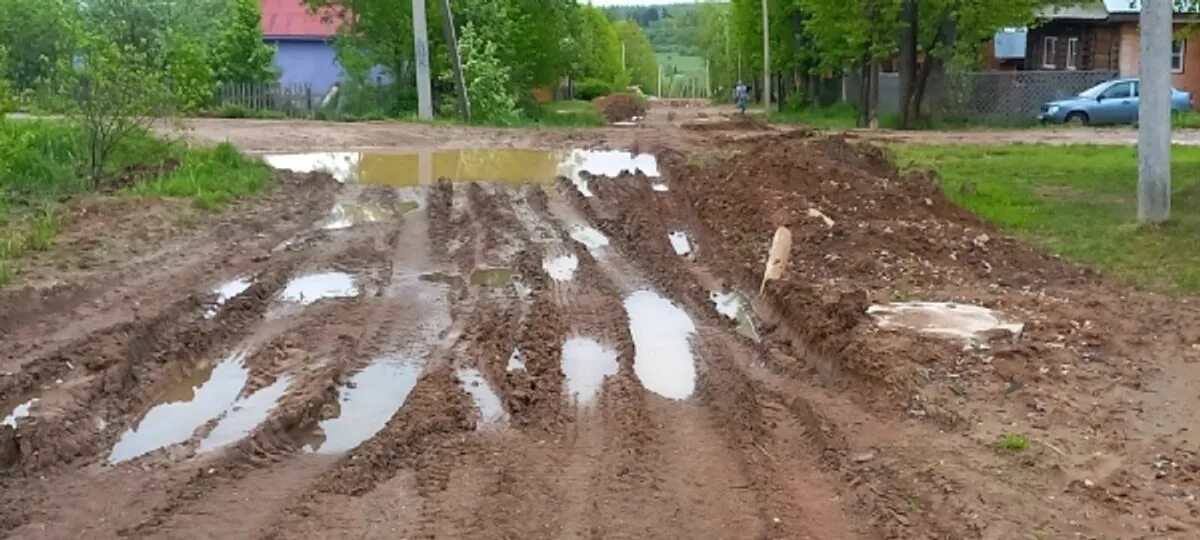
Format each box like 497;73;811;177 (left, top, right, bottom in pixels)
1065;112;1089;126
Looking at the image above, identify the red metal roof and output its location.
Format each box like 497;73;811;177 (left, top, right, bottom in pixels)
261;0;341;39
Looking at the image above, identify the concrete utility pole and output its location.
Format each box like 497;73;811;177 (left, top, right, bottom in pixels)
1139;0;1172;222
658;64;663;97
438;0;470;122
412;0;433;119
761;0;770;110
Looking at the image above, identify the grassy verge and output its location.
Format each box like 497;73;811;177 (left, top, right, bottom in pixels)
770;103;859;129
515;100;606;128
894;143;1200;293
0;120;271;286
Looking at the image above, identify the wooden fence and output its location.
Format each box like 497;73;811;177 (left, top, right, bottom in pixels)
216;82;315;118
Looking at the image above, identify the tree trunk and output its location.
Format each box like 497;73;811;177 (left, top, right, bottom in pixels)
437;0;470;122
912;15;956;124
898;0;918;129
868;60;880;129
858;62;871;127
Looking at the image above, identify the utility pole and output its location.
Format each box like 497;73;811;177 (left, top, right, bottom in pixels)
705;59;711;98
1139;0;1172;222
658;64;663;97
761;0;770;110
412;0;433;119
438;0;470;122
622;42;627;72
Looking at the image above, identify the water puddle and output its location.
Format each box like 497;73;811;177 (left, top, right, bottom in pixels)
262;149;661;196
710;291;760;342
456;368;507;426
558;149;662;197
263;152;360;183
568;225;610;254
2;399;37;428
298;357;424;454
198;376;292;453
321;202;390;230
561;338;619;405
280;272;359;305
668;231;693;257
507;348;526;372
206;277;253;318
868;302;1024;342
652;183;670;192
542;254;579;282
469;268;518;287
624;291;698;400
397;200;421;214
108;352;249;463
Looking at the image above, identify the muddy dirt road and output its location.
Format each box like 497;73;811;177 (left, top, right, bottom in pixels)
3;105;1200;539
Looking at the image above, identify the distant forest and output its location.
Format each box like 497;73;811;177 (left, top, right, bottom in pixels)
603;4;702;57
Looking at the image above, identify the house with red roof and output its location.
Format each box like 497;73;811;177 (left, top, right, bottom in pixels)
260;0;344;94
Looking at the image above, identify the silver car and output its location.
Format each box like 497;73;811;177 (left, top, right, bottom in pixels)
1038;78;1193;125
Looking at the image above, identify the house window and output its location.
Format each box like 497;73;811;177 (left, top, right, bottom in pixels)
1066;38;1079;70
1043;37;1058;69
1173;40;1186;73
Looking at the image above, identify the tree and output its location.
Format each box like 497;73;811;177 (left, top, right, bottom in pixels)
66;35;173;186
214;0;277;84
165;32;217;111
574;6;627;88
614;20;658;93
458;22;515;123
0;0;81;92
0;47;12;115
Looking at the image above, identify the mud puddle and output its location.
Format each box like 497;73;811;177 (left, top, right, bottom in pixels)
624;291;698;400
108;352;249;463
561;338;619;405
264;152;359;183
868;301;1024;342
206;277;253;318
2;398;37;428
506;349;526;372
568;225;610;254
710;291;760;342
199;375;292;453
263;149;660;195
456;368;507;427
303;357;424;454
420;267;519;289
668;231;693;257
280;272;359;305
542;254;579;282
321;202;391;230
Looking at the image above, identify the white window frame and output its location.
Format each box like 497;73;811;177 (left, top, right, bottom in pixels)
1066;37;1079;70
1042;36;1058;69
1173;39;1186;74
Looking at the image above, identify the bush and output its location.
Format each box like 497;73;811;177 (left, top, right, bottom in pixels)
129;142;270;209
576;78;613;101
458;22;518;124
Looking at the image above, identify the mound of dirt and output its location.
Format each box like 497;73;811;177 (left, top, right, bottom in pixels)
681;115;770;132
594;93;647;123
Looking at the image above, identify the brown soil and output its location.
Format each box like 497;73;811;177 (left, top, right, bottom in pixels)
595;93;648;123
3;106;1200;539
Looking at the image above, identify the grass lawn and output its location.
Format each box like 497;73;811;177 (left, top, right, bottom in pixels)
894;143;1200;293
524;100;605;127
770;103;859;130
0;120;272;285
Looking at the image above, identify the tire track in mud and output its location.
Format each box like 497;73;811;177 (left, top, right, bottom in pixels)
567;171;874;539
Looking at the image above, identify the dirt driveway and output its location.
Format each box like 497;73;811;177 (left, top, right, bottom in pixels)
2;106;1199;539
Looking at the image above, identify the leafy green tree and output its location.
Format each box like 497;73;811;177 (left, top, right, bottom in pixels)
458;22;516;124
214;0;278;84
614;21;658;94
0;47;12;115
574;6;627;88
65;34;173;185
0;0;82;92
165;32;217;111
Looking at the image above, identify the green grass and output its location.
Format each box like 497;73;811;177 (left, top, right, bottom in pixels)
999;434;1030;452
129;142;272;210
770;102;859;130
894;143;1200;293
0;120;270;286
524;100;606;127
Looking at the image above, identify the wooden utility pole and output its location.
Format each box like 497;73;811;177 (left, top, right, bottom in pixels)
761;0;770;110
438;0;470;122
1139;0;1172;222
412;0;433;119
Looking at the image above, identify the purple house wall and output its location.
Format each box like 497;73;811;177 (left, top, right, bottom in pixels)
269;38;343;95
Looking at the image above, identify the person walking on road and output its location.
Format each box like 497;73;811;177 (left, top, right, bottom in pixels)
734;81;749;115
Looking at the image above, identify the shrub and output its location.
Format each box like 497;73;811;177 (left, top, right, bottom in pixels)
576;78;613;101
